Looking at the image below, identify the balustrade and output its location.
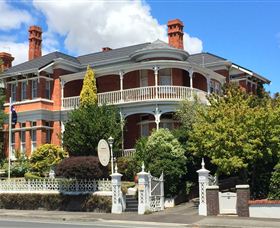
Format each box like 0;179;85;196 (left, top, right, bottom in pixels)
62;86;208;110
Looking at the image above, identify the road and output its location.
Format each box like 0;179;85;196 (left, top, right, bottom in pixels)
0;218;187;228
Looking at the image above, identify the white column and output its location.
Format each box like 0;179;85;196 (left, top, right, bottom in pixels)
206;75;211;95
154;105;161;131
189;69;193;98
111;164;123;214
137;163;150;214
153;66;159;99
196;158;210;216
119;71;124;102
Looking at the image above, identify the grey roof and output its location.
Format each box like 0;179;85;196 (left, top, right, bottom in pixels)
77;43;150;65
188;52;227;66
3;51;79;75
137;39;177;51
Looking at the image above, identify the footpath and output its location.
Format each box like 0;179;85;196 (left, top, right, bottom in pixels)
0;203;279;227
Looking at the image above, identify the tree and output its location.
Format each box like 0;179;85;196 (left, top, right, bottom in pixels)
80;65;97;107
134;129;187;196
0;58;6;156
63;104;121;156
268;163;280;200
29;144;68;177
184;84;280;197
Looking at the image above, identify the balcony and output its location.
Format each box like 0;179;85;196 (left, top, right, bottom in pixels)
62;86;207;110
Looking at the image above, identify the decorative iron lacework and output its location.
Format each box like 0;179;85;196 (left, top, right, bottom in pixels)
201;182;205;203
149;173;164;212
0;179;111;194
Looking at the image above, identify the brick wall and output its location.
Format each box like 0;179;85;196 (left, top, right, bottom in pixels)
97;75;119;93
64;80;83;97
193;73;207;92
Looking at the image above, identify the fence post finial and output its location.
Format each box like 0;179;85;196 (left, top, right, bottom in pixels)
201;158;205;169
141;162;145;172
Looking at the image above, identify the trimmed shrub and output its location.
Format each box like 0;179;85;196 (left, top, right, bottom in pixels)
55;156;109;179
24;172;43;180
30;144;68;177
268;163;280;200
82;195;111;212
0;193;110;212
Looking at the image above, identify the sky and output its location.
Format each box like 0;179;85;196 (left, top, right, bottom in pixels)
0;0;279;94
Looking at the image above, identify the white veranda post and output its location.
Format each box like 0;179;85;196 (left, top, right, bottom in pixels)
196;158;210;216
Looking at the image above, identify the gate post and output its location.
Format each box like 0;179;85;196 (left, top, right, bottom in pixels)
137;163;149;214
111;165;123;214
236;185;250;217
196;158;210;216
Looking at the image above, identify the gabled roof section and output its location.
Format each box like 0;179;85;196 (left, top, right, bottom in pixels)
188;52;227;66
77;43;150;65
2;51;80;75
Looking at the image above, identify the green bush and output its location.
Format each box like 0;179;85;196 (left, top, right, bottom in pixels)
116;157;138;181
0;194;110;212
268;163;280;200
63;104;122;156
134;129;187;197
24;172;43;180
55;156;109;179
82;195;111;212
30;144;68;177
1;155;30;177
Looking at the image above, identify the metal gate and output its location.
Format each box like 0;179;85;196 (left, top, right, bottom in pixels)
148;172;164;212
219;192;237;214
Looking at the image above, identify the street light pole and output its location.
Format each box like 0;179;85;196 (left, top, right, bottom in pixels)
108;136;114;174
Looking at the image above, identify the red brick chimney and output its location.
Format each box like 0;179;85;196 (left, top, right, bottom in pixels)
29;25;42;60
167;19;184;49
0;52;14;71
102;47;112;52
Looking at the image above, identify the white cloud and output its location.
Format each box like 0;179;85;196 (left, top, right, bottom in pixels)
33;0;203;55
0;1;32;30
0;40;55;66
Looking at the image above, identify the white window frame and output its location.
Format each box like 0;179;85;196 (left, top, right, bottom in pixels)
140;70;149;87
21;81;27;100
11;84;16;102
159;68;172;86
31;80;38;99
45;81;51;99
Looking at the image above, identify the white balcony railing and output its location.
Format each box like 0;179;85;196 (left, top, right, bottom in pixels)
62;86;207;110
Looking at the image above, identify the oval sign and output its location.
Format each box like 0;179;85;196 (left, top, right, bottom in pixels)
97;139;110;167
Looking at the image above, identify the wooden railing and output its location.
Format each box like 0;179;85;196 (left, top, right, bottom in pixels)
62;86;207;110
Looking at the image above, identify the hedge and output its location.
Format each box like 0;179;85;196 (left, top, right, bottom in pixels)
0;194;111;212
55;156;109;179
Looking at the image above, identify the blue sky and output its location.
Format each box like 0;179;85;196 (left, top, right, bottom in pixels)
0;0;279;94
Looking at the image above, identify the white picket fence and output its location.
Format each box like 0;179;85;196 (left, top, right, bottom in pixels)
0;178;111;194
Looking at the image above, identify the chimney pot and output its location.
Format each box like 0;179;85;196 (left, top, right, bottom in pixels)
0;52;14;71
29;25;42;60
167;19;184;49
102;47;112;52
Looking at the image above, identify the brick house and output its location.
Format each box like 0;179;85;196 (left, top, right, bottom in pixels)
0;19;270;158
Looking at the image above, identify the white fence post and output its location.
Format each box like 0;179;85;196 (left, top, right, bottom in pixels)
111;165;123;214
196;158;210;216
137;163;150;214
